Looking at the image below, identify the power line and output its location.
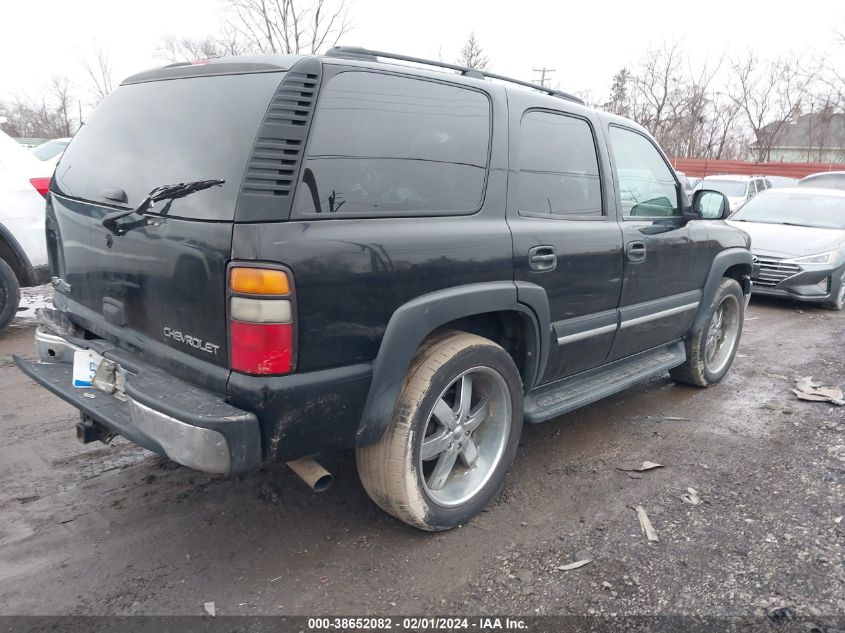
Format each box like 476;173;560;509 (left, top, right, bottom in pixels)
533;67;556;87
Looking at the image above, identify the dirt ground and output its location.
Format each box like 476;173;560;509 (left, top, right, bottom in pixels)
0;289;843;624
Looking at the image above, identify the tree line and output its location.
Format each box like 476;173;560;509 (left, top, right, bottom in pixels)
2;3;843;164
593;41;844;162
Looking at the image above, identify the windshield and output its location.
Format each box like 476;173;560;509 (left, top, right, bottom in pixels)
696;179;748;197
731;191;845;229
53;72;283;221
31;139;69;161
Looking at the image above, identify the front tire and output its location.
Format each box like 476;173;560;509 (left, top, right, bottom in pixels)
356;332;523;531
0;258;21;332
824;270;845;311
671;278;744;387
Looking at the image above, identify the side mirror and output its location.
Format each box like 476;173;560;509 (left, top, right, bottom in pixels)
692;189;730;220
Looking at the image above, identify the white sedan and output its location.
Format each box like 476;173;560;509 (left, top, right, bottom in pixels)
0;130;52;330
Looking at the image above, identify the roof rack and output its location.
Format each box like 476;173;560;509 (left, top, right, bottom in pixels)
324;46;585;105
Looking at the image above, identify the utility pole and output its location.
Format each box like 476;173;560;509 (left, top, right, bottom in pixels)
533;67;555;87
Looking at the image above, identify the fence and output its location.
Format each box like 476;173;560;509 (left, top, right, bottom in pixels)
669;158;844;180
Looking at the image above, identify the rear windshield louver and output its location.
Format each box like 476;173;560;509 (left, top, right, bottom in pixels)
236;59;322;222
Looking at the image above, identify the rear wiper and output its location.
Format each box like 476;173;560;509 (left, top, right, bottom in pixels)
101;179;225;236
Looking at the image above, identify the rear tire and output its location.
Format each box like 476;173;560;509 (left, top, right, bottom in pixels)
671;278;744;387
356;332;523;531
0;258;21;332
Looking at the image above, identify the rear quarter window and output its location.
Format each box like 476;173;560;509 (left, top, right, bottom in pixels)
292;71;491;217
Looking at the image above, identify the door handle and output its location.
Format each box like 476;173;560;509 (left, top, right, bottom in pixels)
626;240;647;263
528;245;557;272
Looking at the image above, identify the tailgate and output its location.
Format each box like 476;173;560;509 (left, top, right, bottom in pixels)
46;71;286;375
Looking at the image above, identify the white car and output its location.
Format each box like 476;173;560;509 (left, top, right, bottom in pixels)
0;130;51;330
31;137;71;170
694;175;769;212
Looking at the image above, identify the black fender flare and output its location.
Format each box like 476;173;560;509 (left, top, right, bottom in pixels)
355;281;550;446
692;247;752;331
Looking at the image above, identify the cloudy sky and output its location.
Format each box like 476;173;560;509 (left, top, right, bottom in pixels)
2;0;843;106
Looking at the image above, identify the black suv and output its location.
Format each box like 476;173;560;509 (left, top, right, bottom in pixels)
16;48;752;531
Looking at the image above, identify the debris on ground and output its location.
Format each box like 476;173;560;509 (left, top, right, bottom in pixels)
203;601;216;617
255;481;282;504
555;559;591;571
767;607;794;623
515;569;534;584
681;487;702;506
617;461;664;472
634;505;659;542
792;377;845;405
662;416;690;421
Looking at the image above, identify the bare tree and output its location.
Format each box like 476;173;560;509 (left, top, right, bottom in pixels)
629;42;687;152
600;44;750;161
49;76;74;137
0;78;79;139
603;68;632;117
700;94;744;159
816;25;845;115
156;26;257;63
157;35;225;63
224;0;351;55
729;52;816;161
81;43;115;104
457;32;489;71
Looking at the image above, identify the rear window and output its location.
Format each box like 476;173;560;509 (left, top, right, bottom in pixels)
53;73;284;221
293;71;491;217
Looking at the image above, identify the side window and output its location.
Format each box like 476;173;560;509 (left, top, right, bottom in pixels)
748;180;757;197
293;72;490;216
608;126;680;218
517;111;602;217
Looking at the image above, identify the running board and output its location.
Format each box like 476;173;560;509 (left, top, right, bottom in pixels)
524;341;686;423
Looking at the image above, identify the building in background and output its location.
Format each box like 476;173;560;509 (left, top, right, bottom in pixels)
751;112;845;163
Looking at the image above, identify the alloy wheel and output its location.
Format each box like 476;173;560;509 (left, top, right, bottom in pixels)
704;294;741;375
418;367;511;507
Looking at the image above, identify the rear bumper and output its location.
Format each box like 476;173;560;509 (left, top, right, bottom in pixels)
15;328;261;474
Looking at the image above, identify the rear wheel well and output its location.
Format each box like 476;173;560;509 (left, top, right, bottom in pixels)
430;311;537;390
0;235;28;285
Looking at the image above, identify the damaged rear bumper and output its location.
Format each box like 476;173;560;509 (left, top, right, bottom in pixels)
15;327;261;475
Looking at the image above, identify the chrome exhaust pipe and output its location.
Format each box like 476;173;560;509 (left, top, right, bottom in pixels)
286;457;333;492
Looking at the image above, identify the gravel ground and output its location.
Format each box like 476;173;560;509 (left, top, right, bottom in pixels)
0;291;843;628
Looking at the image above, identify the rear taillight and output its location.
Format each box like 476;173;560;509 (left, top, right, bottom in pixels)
228;266;295;375
30;177;50;198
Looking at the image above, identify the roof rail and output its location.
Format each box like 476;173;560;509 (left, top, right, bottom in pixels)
324;46;585;105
